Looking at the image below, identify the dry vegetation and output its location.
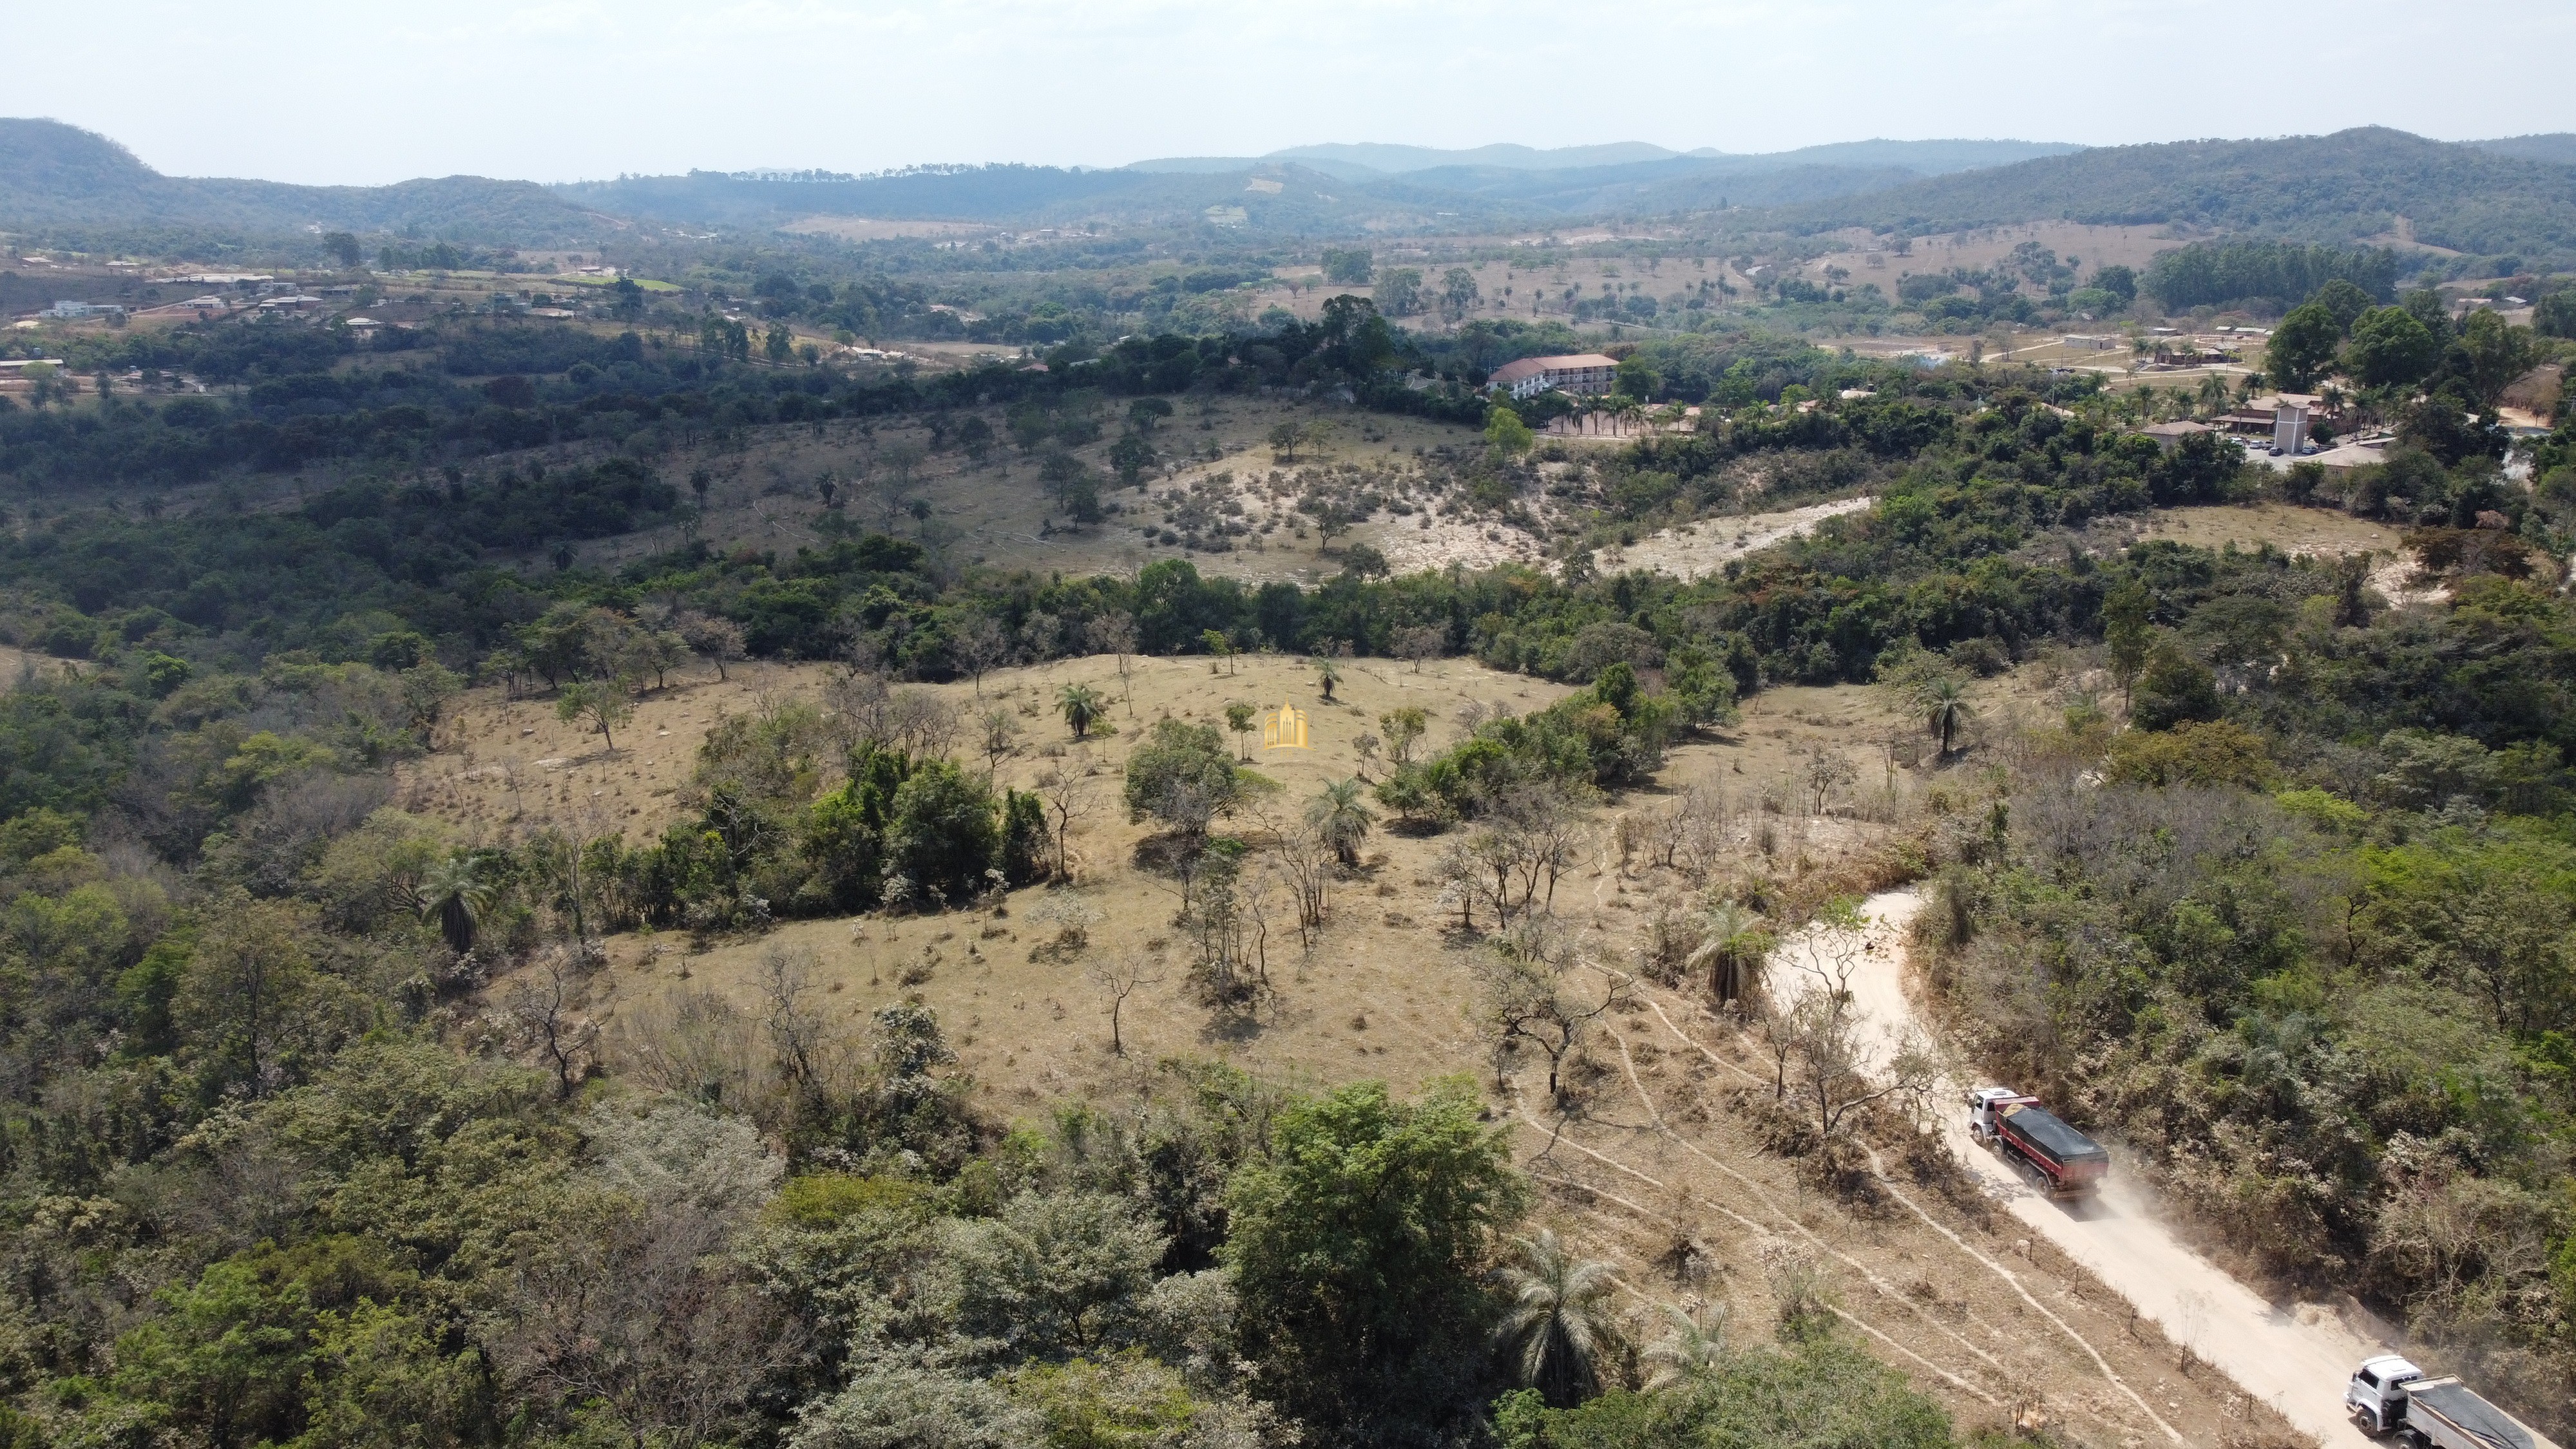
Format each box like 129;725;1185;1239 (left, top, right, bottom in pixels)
566;398;1503;584
403;638;2307;1441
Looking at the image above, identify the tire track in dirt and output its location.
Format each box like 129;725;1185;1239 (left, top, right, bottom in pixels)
1588;1021;2187;1446
1527;1173;2008;1409
1597;1023;2012;1376
1518;1129;2007;1408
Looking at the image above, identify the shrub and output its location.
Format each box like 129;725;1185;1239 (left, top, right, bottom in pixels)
2103;719;2275;789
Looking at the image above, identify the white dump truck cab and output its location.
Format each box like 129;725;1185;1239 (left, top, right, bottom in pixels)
1966;1086;2036;1143
2350;1356;2425;1436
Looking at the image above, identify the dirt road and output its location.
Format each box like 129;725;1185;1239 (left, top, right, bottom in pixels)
1807;890;2387;1449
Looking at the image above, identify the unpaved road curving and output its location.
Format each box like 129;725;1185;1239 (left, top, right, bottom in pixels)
1807;890;2388;1449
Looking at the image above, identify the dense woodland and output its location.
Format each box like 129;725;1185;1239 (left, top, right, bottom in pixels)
4;256;2576;1449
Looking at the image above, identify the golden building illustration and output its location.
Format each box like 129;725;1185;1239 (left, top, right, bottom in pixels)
1261;697;1310;750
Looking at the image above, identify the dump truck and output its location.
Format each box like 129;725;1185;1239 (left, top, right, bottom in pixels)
1965;1086;2110;1196
2347;1356;2545;1449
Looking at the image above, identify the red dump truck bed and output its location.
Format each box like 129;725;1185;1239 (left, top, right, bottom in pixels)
1969;1087;2112;1195
1971;1091;2108;1195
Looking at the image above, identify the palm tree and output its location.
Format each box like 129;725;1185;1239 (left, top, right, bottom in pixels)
1641;1301;1730;1394
1310;778;1376;867
1313;657;1342;702
1493;1229;1624;1405
1688;900;1771;1005
417;851;495;955
1056;683;1104;741
1922;675;1975;761
2196;373;2229;418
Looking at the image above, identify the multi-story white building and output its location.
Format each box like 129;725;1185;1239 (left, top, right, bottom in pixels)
1487;352;1620;400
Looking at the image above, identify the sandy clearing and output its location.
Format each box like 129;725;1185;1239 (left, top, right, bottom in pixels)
1589;496;1873;582
1810;889;2387;1449
0;647;66;688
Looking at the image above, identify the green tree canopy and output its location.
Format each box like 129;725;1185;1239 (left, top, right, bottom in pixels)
2267;303;2344;392
1122;719;1242;838
1223;1079;1527;1414
2345;305;2439;390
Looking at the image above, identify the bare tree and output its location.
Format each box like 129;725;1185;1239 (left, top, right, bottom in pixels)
1642;785;1733;880
951;611;1012;696
1090;954;1164;1056
1179;846;1266;1018
757;945;831;1092
825;668;893;752
1768;989;1934;1146
885;689;960;759
1270;808;1335;947
1036;767;1098;882
978;705;1021;779
1476;920;1625;1103
1395;623;1447;672
1505;786;1590;915
607;989;765;1119
528;803;615;958
866;442;928;529
1802;746;1858;817
677;611;746;682
1086;611;1138;715
1433;837;1484;933
507;954;601;1099
490;1100;797;1444
1461;785;1590;927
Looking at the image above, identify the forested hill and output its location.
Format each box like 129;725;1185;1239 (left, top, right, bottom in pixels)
1744;127;2576;270
2475;133;2576;166
555;163;1384;231
574;141;2084;230
0;118;613;248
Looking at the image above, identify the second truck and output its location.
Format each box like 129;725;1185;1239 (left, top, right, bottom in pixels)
2349;1355;2548;1449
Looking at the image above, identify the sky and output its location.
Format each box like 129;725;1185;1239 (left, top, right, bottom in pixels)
9;0;2573;185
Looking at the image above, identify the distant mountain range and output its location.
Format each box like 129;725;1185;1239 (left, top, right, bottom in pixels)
5;118;2574;270
1757;128;2576;264
1130;138;2081;178
0;118;607;249
553;138;2088;235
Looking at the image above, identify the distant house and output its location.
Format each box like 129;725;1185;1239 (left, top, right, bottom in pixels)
2215;393;2331;453
1487;352;1620;400
2141;420;2213;451
37;300;125;321
2150;339;2238;366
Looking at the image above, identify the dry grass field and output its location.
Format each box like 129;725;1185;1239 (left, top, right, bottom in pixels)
2121;502;2400;558
426;638;2293;1443
415;648;2078;1110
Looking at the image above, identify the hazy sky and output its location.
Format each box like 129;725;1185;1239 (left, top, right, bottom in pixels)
10;0;2571;185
